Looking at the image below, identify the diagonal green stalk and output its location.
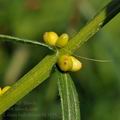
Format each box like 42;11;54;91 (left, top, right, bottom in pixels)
0;54;57;114
0;0;119;115
60;0;120;54
0;34;54;51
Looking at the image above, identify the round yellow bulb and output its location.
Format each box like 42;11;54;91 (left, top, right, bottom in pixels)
43;32;58;46
70;56;82;72
57;55;73;72
57;55;82;72
56;33;69;48
1;86;11;95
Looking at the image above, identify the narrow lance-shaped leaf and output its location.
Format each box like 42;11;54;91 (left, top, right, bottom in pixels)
0;34;54;51
0;54;57;114
58;72;80;120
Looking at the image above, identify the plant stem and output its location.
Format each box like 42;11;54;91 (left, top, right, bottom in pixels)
0;0;119;115
60;0;120;54
0;54;57;114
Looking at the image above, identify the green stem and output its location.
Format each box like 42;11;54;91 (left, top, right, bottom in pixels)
60;0;120;54
0;54;57;114
0;0;119;115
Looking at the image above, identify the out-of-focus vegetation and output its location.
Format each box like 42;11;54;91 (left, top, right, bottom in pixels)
0;0;120;119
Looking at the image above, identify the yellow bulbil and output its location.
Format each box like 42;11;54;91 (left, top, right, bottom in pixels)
70;56;82;72
56;33;69;48
43;32;69;48
43;32;59;46
57;55;73;72
0;86;11;96
57;55;82;72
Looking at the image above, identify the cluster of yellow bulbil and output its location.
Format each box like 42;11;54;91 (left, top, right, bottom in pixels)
43;32;69;48
57;55;82;72
0;86;11;96
43;31;82;72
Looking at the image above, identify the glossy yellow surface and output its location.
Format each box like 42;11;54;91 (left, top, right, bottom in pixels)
56;33;69;48
57;55;73;72
43;32;58;46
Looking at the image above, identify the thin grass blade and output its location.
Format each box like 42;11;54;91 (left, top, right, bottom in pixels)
0;34;54;51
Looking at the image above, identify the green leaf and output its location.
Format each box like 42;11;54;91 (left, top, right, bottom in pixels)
58;72;81;120
0;54;57;114
0;34;54;51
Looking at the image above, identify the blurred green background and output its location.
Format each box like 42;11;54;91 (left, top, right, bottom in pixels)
0;0;120;119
